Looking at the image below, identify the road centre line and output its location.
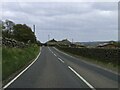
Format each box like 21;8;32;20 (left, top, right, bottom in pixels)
53;47;119;75
58;58;65;63
53;47;73;58
48;47;51;51
54;54;57;57
68;66;95;90
50;47;94;89
48;47;57;57
48;47;54;54
3;47;42;89
48;48;65;63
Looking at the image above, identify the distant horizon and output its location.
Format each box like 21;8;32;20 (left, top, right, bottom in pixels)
42;38;118;43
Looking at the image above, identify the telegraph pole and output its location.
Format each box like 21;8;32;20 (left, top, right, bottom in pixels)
33;25;35;34
72;38;74;44
48;34;50;41
33;25;35;44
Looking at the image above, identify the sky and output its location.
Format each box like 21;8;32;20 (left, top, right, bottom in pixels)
1;1;118;43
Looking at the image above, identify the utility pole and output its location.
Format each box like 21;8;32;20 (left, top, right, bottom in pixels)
33;25;35;44
48;34;50;41
33;25;35;34
72;38;74;44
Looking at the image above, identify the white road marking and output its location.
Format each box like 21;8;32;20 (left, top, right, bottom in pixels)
58;58;64;63
54;54;57;57
49;47;64;63
68;66;95;90
48;47;51;52
48;47;54;54
3;47;42;89
53;47;73;58
53;47;119;75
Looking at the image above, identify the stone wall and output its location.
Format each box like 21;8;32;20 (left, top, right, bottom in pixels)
2;37;28;48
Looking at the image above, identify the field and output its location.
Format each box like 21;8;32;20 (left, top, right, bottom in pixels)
2;44;40;81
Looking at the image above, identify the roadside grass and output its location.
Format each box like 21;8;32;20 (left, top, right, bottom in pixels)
2;44;40;81
56;47;119;74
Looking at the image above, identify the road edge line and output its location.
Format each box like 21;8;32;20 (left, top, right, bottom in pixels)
3;47;42;89
68;66;95;90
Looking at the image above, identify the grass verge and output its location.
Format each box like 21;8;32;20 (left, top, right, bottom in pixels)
2;44;40;83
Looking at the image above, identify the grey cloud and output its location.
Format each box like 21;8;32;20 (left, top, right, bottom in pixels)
92;2;118;11
2;2;118;42
3;2;93;17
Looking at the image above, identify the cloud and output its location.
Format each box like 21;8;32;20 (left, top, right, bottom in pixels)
92;2;118;11
2;0;119;2
2;2;118;42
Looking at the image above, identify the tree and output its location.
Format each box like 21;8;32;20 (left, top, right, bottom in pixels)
13;24;36;43
2;20;15;38
5;20;15;31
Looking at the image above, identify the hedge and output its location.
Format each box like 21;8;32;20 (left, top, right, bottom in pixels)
56;46;119;66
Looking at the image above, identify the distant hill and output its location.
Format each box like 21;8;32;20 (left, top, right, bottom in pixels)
58;39;71;45
76;41;117;47
48;39;57;42
46;39;71;46
45;39;118;47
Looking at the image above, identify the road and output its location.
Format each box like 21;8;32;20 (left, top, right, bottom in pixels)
5;47;119;89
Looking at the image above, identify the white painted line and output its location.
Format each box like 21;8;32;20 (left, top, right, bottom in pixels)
48;47;51;52
58;58;64;63
54;54;57;57
68;66;95;90
53;47;119;75
3;47;42;89
53;47;73;58
48;47;55;55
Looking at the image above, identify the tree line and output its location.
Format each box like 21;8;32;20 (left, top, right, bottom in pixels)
2;20;40;44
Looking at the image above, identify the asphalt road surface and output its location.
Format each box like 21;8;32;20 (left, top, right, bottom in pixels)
5;47;119;89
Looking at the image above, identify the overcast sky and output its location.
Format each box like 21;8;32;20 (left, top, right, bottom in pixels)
2;2;118;43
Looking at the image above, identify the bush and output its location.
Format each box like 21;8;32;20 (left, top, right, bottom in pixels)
13;24;36;43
